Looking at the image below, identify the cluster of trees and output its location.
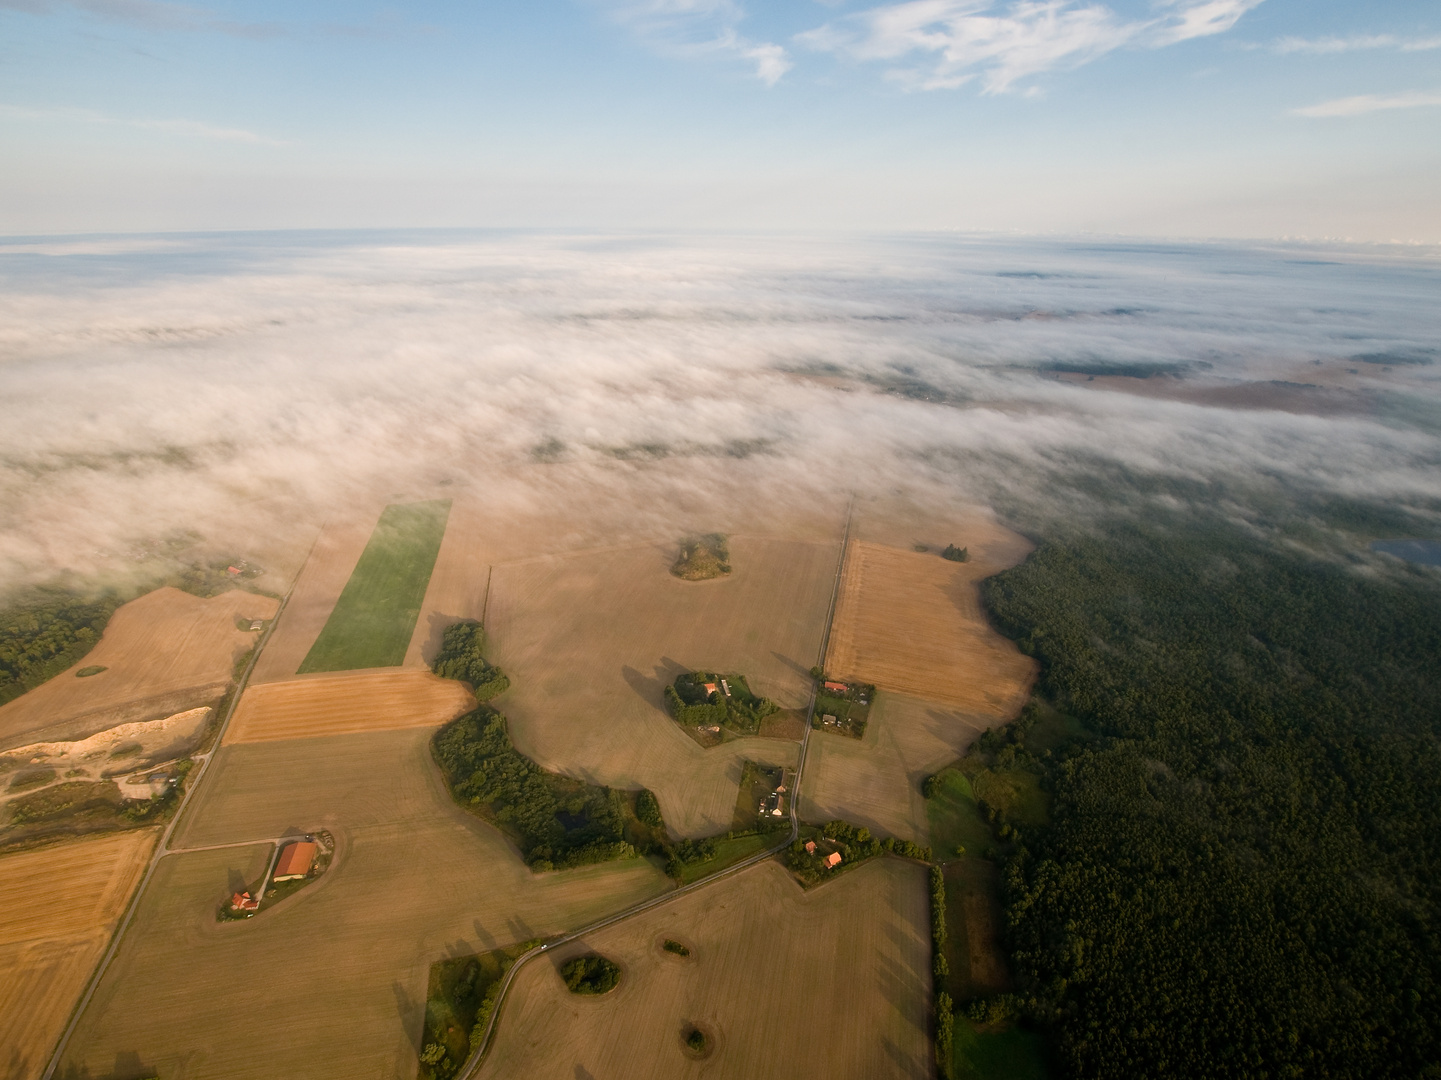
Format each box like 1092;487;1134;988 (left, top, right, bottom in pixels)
672;534;731;580
942;544;969;563
976;515;1441;1079
784;820;932;884
664;836;718;878
0;593;119;706
635;789;663;828
432;709;636;871
664;671;778;734
431;621;510;701
562;954;622;995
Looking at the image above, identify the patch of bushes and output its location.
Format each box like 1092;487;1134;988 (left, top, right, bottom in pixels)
942;545;969;563
75;665;107;677
683;1025;709;1054
672;534;731;580
664;671;778;735
664;836;718;878
635;788;663;828
7;768;56;793
562;953;621;995
432;709;637;871
936;990;955;1077
662;939;690;957
431;621;510;701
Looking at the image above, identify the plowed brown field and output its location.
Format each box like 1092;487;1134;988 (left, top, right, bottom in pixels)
223;670;475;745
486;537;835;837
0;828;157;1079
825;541;1036;714
0;587;278;749
480;857;932;1080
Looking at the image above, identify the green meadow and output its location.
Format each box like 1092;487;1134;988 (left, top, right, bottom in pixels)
297;500;450;673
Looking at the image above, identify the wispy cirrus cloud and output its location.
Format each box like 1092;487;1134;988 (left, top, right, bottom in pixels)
1269;33;1441;55
798;0;1264;93
0;103;285;144
602;0;792;85
1293;90;1441;118
0;0;282;38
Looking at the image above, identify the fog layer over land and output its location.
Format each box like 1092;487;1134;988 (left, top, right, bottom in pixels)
1;231;1439;592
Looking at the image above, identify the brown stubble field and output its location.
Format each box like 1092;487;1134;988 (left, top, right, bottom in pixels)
480;857;932;1080
801;507;1036;843
485;536;838;837
63;726;671;1080
801;692;992;842
223;669;475;745
825;541;1036;713
0;587;279;749
0;828;157;1080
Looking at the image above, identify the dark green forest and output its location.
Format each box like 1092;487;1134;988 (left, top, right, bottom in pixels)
0;593;121;705
978;516;1441;1079
432;709;636;871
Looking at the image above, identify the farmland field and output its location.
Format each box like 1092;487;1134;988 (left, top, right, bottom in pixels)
298;500;452;673
63;725;670;1079
825;541;1036;713
0;828;157;1079
479;857;931;1080
485;537;834;836
222;669;475;745
0;587;278;749
801;691;993;842
248;516;379;683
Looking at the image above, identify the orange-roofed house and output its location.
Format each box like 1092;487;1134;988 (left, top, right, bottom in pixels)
823;681;848;693
273;841;317;882
804;841;816;854
703;682;718;696
823;852;842;868
230;891;259;912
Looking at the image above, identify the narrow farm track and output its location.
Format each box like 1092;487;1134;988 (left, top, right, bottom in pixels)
456;498;855;1080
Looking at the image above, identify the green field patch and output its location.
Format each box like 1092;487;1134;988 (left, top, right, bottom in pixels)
670;832;772;884
952;1019;1049;1080
298;500;451;673
925;768;992;859
810;677;876;739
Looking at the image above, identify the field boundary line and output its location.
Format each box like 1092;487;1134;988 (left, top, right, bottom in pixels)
41;581;299;1080
457;497;854;1079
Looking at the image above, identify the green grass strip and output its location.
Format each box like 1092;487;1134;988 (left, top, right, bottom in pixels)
298;500;451;673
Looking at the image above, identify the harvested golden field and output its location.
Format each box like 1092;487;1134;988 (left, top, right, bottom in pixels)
403;499;496;669
63;726;671;1080
800;691;991;843
223;669;475;745
0;587;278;749
0;828;156;1080
480;857;932;1080
486;537;836;837
825;541;1036;714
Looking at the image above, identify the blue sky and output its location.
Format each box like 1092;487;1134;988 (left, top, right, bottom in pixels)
1;0;1438;237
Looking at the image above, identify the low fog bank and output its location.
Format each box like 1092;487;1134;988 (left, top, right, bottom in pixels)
1;231;1439;596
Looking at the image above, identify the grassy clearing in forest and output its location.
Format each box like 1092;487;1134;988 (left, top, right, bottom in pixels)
952;1019;1049;1080
298;500;451;673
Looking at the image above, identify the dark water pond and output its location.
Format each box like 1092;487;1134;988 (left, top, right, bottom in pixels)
1371;540;1441;566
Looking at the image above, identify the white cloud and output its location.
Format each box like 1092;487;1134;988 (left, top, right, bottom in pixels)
1293;90;1441;118
600;0;792;85
1271;33;1441;55
799;0;1263;93
0;103;284;144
